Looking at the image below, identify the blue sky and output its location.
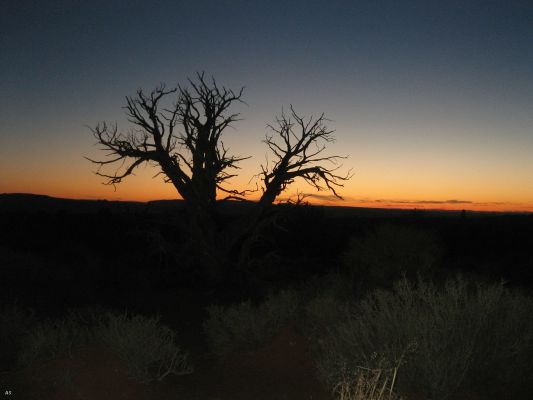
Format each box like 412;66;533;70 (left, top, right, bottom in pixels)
1;0;532;210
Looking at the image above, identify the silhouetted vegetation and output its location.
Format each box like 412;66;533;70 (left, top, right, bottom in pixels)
342;224;441;292
87;73;352;281
1;305;192;383
1;192;533;399
204;289;300;357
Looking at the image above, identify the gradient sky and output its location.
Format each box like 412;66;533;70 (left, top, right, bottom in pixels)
1;0;532;211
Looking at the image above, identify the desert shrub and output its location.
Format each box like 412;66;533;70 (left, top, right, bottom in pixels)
342;224;440;292
469;287;533;388
13;307;192;383
316;276;533;400
302;294;350;339
95;312;192;382
17;308;98;367
204;288;300;357
0;304;37;369
297;272;353;339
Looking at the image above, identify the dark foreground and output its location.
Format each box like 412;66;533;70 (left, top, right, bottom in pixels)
1;194;532;399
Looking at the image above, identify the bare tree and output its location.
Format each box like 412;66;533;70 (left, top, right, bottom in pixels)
88;74;352;272
258;105;352;212
87;73;250;268
234;106;353;264
87;73;248;208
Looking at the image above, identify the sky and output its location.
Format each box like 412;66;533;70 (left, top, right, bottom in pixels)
1;0;532;212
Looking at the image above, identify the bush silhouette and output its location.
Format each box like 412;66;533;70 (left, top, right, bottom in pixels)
8;307;192;383
342;224;440;292
203;289;300;357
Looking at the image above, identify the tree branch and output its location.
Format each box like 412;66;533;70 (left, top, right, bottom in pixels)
258;106;353;209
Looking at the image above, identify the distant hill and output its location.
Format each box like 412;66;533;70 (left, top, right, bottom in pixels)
0;193;152;214
0;193;526;218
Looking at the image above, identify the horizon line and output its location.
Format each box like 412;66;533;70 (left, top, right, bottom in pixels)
2;192;532;215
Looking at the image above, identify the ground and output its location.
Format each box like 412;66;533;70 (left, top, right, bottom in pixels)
1;322;512;400
1;326;330;400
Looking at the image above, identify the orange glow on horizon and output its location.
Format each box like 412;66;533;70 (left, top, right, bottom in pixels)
6;188;532;213
2;157;532;213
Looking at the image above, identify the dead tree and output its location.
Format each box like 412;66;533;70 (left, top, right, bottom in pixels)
88;74;352;275
259;105;351;210
87;73;248;272
234;106;353;265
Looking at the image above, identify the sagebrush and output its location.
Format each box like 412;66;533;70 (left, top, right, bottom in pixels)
316;276;533;400
95;312;192;382
3;306;192;383
204;289;300;357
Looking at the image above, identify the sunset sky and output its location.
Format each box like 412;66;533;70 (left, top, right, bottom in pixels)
1;1;532;212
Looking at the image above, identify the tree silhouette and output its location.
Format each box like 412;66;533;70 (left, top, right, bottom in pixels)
88;73;352;275
236;106;353;265
257;106;351;216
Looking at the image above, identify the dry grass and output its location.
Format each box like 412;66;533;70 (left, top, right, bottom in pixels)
333;365;403;400
332;345;413;400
